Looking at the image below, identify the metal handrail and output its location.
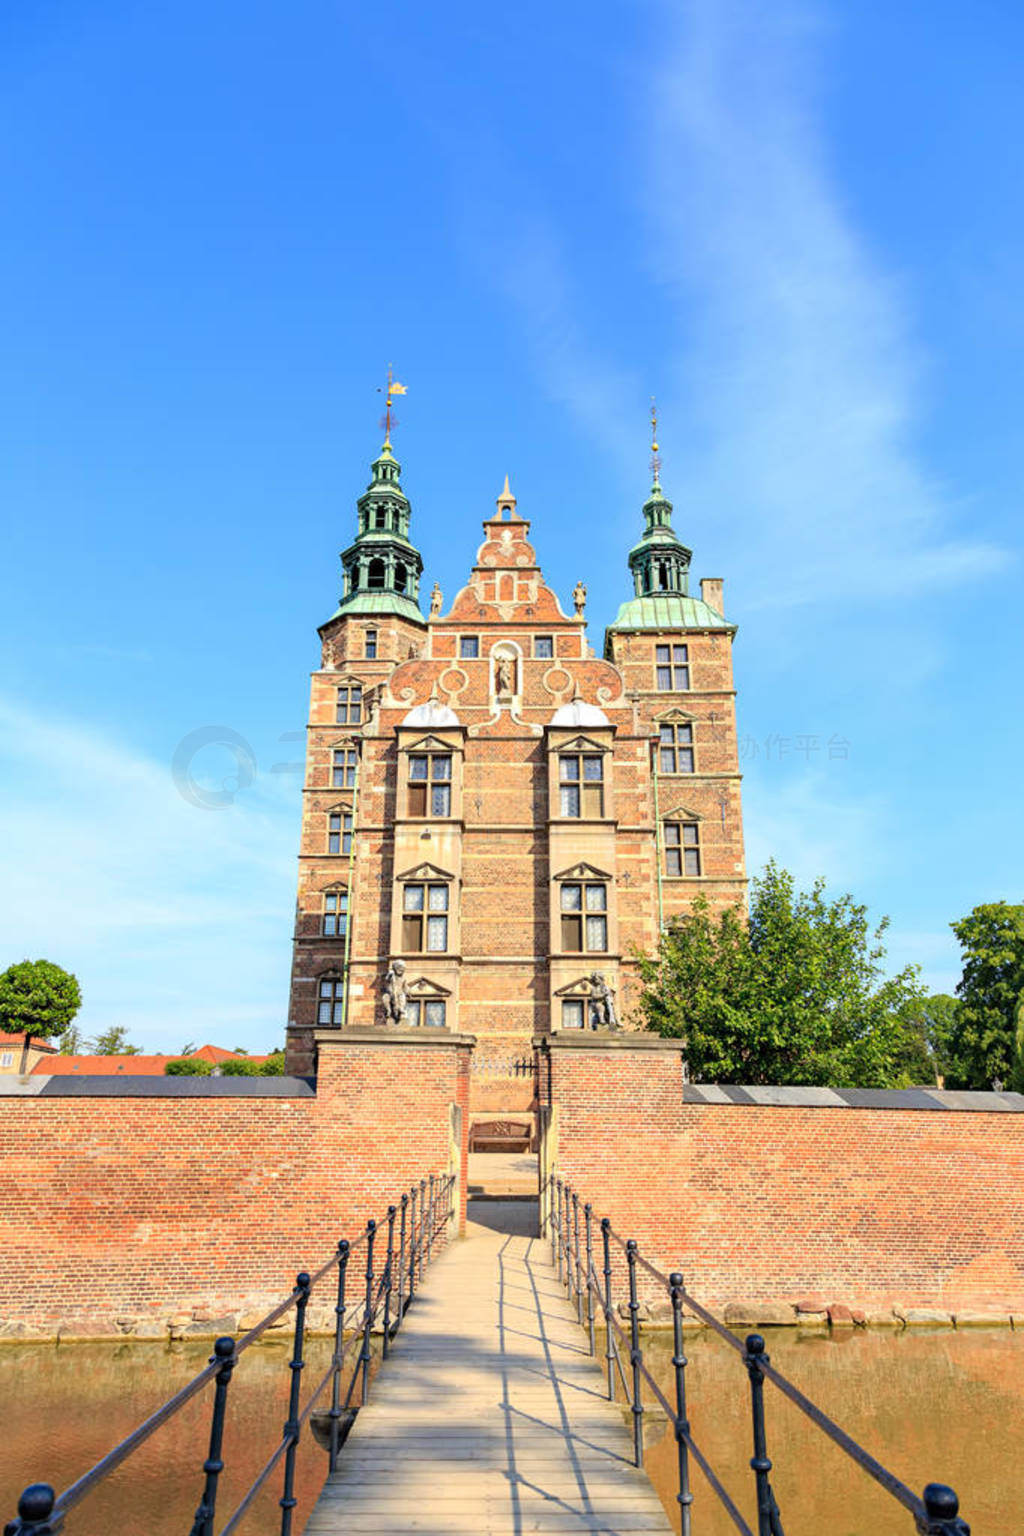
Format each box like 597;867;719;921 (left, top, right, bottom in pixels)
544;1174;970;1536
5;1173;457;1536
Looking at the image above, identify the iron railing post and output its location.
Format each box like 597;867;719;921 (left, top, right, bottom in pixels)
583;1203;596;1356
359;1220;376;1404
187;1336;237;1536
572;1191;583;1323
744;1334;784;1536
278;1271;311;1536
396;1193;408;1323
4;1484;58;1536
670;1272;694;1536
427;1174;436;1266
381;1205;397;1358
327;1239;350;1473
407;1185;418;1300
555;1179;564;1281
917;1485;970;1535
417;1179;427;1285
626;1240;644;1467
601;1216;615;1401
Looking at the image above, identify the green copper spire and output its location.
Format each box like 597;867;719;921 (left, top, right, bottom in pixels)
330;438;425;623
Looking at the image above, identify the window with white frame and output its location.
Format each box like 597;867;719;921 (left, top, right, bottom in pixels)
322;889;348;937
317;975;345;1025
460;636;479;659
560;882;608;952
365;629;378;659
328;808;353;855
656;644;690;690
560;998;586;1029
402;883;449;952
659;722;695;773
535;636;554;659
336;683;362;725
664;821;701;876
331;747;358;788
408;751;452;817
0;1050;13;1068
406;998;447;1028
558;752;604;817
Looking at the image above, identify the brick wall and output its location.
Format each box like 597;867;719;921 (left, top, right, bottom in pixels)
0;1033;471;1334
541;1038;1024;1313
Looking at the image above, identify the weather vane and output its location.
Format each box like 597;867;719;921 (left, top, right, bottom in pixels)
377;364;407;445
650;397;661;485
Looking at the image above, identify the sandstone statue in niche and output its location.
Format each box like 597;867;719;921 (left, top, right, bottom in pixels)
588;971;621;1030
382;959;408;1024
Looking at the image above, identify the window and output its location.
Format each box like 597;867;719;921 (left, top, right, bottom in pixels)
374;506;387;529
317;976;345;1025
656;644;690;691
328;809;353;855
560;999;585;1030
560;883;608;952
0;1050;13;1068
408;752;452;816
407;998;447;1028
336;684;362;724
332;747;358;788
395;561;407;593
365;630;378;659
559;753;604;817
368;558;386;589
402;883;449;952
460;636;479;659
664;821;701;876
535;636;554;659
659;722;694;773
322;889;348;937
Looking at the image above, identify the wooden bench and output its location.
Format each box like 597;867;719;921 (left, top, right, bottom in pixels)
469;1119;533;1153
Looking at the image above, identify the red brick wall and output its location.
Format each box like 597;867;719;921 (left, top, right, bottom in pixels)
0;1036;470;1331
543;1041;1024;1313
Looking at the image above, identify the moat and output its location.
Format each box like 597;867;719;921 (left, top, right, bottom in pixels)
2;1324;1019;1534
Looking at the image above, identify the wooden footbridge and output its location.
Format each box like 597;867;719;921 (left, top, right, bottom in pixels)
304;1208;671;1535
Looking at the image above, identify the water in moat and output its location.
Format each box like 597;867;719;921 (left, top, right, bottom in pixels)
1;1326;1020;1534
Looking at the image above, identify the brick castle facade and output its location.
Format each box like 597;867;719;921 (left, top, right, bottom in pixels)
285;429;747;1081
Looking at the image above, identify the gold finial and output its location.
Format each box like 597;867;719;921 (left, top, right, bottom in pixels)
377;364;408;447
650;397;661;485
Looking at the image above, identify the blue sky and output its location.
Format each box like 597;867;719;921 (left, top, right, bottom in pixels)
1;0;1021;1051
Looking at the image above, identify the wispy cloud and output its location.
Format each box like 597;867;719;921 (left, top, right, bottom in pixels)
0;697;298;1052
645;0;1007;608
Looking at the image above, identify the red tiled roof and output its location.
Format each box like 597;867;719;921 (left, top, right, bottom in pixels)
0;1032;57;1053
35;1045;272;1076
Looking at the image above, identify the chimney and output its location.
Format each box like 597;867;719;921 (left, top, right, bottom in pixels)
700;577;724;616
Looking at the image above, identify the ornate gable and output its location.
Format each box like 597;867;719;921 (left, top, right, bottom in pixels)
394;861;456;884
553;860;614;883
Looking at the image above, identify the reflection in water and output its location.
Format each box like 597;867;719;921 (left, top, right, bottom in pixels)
2;1328;1021;1534
0;1337;346;1536
635;1327;1023;1536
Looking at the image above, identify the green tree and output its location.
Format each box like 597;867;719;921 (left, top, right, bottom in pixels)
947;903;1024;1089
893;993;959;1084
260;1051;286;1076
164;1056;213;1076
0;959;82;1072
91;1025;140;1056
60;1023;87;1055
637;862;924;1087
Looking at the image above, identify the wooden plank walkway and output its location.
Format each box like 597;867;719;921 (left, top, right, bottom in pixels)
304;1206;672;1535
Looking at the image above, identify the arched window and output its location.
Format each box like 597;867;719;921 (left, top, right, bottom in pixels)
367;559;386;589
658;563;668;590
394;561;407;593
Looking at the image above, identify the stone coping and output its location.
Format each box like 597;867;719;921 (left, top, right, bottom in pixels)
0;1074;317;1098
534;1031;683;1052
315;1027;478;1048
684;1083;1024;1112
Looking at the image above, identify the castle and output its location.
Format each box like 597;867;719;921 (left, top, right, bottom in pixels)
284;413;747;1110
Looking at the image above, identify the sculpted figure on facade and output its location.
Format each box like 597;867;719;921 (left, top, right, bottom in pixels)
573;580;587;617
429;581;443;617
382;958;408;1024
588;971;620;1030
495;652;516;696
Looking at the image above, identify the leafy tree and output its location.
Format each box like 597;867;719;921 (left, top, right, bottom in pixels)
178;1041;196;1057
946;903;1024;1089
221;1052;286;1077
637;862;924;1087
91;1025;140;1056
164;1056;213;1076
60;1023;87;1056
893;993;959;1085
260;1051;286;1076
0;959;82;1073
